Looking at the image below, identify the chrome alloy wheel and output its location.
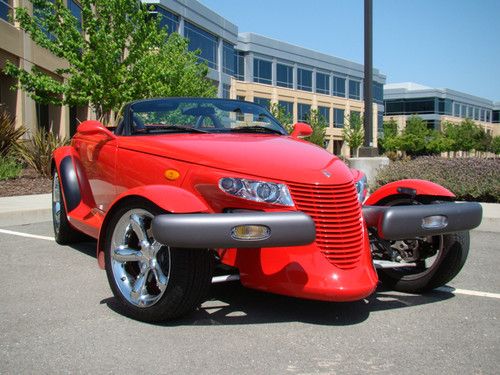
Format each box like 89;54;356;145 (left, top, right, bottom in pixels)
110;209;170;307
52;172;62;234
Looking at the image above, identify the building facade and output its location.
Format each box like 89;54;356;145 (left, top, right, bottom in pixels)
231;33;385;155
1;0;386;156
384;82;499;136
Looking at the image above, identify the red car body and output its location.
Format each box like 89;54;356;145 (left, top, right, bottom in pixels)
51;98;482;321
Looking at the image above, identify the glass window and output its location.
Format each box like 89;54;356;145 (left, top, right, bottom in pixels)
468;106;473;118
297;68;312;92
254;97;271;109
474;107;479;120
34;0;56;41
67;0;82;32
276;63;293;88
333;76;346;97
437;98;452;115
0;0;13;23
492;110;499;123
316;72;329;95
318;106;330;125
298;103;311;122
480;109;485;121
405;98;435;114
454;103;460;117
235;52;245;81
278;100;294;118
153;6;179;34
348;80;360;100
253;58;272;85
185;22;217;69
127;98;285;135
222;42;235;75
486;111;490;122
373;82;383;103
334;108;345;128
384;100;404;115
222;84;231;99
461;105;467;118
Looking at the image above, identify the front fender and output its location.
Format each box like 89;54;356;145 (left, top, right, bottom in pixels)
365;179;455;206
96;185;210;269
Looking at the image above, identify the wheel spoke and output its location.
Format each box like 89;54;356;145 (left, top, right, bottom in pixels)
130;269;150;304
152;262;168;292
129;214;150;245
112;246;143;263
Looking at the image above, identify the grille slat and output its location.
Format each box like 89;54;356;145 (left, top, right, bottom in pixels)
288;181;363;269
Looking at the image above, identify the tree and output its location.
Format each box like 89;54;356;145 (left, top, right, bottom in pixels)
443;119;482;154
269;102;293;133
304;109;327;147
4;0;216;124
398;115;430;156
378;118;398;153
491;136;500;155
342;112;364;157
426;130;454;154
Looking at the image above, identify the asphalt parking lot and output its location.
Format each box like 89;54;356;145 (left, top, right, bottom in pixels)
0;221;499;374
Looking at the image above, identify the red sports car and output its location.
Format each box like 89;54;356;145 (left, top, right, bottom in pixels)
51;98;482;322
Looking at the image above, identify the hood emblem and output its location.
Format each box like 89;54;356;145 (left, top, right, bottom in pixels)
322;170;331;178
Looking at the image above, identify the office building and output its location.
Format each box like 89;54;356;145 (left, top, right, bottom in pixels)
1;0;386;156
384;82;499;136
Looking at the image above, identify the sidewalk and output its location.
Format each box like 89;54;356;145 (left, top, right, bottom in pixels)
0;193;498;232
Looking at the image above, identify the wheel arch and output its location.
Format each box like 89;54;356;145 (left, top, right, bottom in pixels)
96;186;211;269
365;179;455;206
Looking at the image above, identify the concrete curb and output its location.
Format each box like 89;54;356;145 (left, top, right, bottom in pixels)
0;194;52;227
0;193;498;232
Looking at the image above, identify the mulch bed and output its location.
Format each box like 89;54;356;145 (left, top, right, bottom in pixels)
0;169;52;197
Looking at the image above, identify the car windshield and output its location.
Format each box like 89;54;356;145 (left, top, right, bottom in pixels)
127;98;286;135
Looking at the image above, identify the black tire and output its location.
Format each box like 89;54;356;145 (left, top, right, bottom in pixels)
375;197;470;293
378;231;469;293
52;170;84;244
104;199;214;322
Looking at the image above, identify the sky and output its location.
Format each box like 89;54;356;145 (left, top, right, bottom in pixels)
199;0;500;102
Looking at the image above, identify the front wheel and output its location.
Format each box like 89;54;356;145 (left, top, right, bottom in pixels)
104;199;213;322
371;198;470;293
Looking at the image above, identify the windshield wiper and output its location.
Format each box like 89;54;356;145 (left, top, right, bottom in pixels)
229;126;284;135
149;125;208;133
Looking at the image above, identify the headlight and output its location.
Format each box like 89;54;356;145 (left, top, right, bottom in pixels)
355;175;368;203
219;178;294;206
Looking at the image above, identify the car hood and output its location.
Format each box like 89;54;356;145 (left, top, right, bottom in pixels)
118;133;354;184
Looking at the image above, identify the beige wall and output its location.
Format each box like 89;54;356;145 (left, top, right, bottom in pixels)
231;79;379;157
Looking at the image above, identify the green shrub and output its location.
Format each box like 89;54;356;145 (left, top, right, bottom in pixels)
0;110;26;158
16;128;69;177
374;156;500;203
0;156;23;180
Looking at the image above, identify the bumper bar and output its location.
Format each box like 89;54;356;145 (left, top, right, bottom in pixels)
363;202;482;240
152;211;316;248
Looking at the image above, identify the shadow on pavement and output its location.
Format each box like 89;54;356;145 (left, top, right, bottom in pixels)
100;280;455;327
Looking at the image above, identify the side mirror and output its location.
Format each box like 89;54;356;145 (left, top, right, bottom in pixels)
77;120;116;139
291;122;313;139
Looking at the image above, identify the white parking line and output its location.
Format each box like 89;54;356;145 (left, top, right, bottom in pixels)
435;286;500;300
0;228;55;241
1;228;500;299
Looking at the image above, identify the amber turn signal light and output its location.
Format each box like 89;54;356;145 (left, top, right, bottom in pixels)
164;169;180;180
